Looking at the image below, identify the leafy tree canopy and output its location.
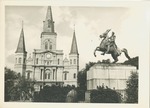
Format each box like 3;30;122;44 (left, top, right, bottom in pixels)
36;85;74;102
125;71;138;103
91;86;121;103
5;67;34;101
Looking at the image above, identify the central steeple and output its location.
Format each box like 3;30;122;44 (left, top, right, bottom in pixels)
41;6;57;51
43;6;55;33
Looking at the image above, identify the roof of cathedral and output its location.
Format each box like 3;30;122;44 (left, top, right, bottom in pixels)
43;6;55;33
45;6;53;22
70;30;79;55
15;27;27;53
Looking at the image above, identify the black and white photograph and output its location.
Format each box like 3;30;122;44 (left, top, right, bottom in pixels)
2;1;150;108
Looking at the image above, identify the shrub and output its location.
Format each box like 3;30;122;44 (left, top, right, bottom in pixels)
36;85;73;102
76;89;85;101
5;67;35;101
90;87;121;103
125;72;138;103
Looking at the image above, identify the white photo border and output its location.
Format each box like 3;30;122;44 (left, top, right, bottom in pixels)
1;1;150;108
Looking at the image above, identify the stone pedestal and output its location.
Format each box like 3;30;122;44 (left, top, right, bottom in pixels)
85;91;91;103
86;63;137;99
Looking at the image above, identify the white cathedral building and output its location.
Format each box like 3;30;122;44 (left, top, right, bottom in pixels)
14;6;79;91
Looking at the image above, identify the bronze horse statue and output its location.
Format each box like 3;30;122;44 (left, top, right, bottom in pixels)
94;29;131;63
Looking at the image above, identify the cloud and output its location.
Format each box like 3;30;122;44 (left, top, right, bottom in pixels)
5;6;149;70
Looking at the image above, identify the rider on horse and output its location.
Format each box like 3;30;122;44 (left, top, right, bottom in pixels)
94;29;131;63
101;31;117;55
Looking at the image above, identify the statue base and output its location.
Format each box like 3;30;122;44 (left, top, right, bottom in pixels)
86;63;137;100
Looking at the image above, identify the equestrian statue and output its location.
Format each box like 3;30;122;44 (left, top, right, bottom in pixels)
94;29;131;63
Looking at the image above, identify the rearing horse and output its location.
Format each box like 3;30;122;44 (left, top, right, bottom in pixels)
94;29;131;63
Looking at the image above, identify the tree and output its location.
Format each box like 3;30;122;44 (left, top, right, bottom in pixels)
125;71;138;103
36;85;73;102
77;62;96;101
5;67;34;101
90;86;121;103
77;70;86;91
78;62;96;90
5;67;18;101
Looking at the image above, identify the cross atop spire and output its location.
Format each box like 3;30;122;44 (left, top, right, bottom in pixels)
70;28;79;55
43;6;55;33
74;24;75;32
15;21;27;53
22;20;24;29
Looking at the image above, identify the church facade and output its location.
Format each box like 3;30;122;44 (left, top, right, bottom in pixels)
14;6;79;91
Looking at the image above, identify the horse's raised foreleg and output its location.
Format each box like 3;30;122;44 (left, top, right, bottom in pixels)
94;47;100;57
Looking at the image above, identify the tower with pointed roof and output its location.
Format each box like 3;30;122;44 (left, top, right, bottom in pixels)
67;29;79;86
14;22;27;77
41;6;57;51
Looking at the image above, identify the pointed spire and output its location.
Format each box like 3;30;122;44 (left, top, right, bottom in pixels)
70;27;79;55
46;6;53;22
15;21;27;53
43;6;55;33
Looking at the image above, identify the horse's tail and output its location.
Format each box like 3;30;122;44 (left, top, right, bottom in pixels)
121;48;131;60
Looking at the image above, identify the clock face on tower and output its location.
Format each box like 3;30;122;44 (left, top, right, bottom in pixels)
46;53;52;59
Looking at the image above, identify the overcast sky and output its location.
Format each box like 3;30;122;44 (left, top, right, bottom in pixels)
5;6;149;70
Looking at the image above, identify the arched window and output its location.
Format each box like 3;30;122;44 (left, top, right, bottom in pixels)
45;73;47;79
48;73;50;79
19;58;21;64
45;42;48;50
58;59;60;65
64;73;67;80
48;19;51;28
53;69;55;80
73;73;76;79
74;59;76;64
49;44;52;50
36;58;38;64
40;69;43;80
70;59;72;65
45;69;51;79
27;72;30;79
